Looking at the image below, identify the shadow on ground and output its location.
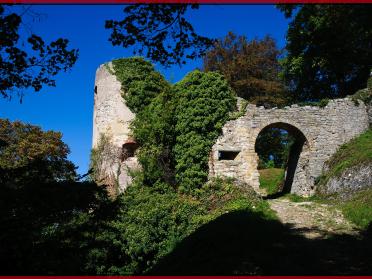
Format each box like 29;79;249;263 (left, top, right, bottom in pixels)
149;210;372;275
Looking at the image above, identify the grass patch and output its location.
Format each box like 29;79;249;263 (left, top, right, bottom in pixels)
283;193;323;203
339;188;372;229
317;129;372;186
259;168;284;195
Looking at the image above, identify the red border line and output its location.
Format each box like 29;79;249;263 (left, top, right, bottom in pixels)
1;0;372;3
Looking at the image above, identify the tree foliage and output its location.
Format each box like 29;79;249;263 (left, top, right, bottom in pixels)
203;32;288;107
0;5;78;101
174;71;236;192
105;4;214;67
255;128;295;169
278;4;372;101
0;118;76;187
0;180;111;275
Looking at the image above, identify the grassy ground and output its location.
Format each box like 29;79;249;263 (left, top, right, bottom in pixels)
339;189;372;229
259;168;285;195
313;129;372;229
318;129;372;185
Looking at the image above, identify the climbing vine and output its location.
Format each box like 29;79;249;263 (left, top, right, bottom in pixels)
174;70;236;192
111;57;170;113
111;58;236;192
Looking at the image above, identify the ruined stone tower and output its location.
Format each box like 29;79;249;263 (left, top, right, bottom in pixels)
92;63;139;193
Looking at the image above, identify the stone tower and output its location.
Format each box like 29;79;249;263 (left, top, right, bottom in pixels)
92;63;139;193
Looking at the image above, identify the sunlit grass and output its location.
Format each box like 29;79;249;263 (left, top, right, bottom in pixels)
259;168;284;195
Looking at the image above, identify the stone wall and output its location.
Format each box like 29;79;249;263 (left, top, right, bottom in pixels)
209;98;370;196
92;63;139;192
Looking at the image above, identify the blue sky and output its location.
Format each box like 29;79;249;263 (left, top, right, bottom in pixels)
0;5;289;175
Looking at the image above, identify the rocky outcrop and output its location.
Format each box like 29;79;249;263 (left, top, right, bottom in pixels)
319;164;372;200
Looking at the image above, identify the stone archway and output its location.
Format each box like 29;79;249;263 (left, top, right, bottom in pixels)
253;122;311;196
209;100;369;197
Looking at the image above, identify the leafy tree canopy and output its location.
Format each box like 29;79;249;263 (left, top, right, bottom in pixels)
278;4;372;101
0;118;76;187
105;4;214;67
0;5;78;101
203;32;289;107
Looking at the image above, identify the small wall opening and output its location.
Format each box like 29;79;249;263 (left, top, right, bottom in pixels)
121;139;138;161
254;122;307;197
218;150;240;160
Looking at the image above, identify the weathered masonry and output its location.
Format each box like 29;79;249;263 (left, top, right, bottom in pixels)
209;99;370;196
93;63;371;196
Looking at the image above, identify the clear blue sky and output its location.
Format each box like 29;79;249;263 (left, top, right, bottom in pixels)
0;5;289;175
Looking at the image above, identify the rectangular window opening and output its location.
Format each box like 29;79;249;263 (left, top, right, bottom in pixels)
218;150;240;160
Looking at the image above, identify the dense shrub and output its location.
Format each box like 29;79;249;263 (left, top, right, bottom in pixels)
82;177;270;275
173;71;236;192
0;179;111;275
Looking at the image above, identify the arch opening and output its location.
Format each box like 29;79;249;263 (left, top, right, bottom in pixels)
254;122;308;197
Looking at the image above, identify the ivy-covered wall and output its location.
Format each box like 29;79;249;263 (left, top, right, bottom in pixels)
110;58;236;193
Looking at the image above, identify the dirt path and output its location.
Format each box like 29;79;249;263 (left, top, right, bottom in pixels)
268;197;357;239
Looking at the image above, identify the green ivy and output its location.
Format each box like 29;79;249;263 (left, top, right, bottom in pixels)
111;57;170;113
111;59;236;192
131;91;177;185
174;70;236;192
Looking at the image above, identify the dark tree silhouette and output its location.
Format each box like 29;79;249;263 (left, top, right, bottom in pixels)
0;5;78;101
278;4;372;101
105;4;214;67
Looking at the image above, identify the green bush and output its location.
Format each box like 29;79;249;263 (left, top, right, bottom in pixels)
173;71;236;192
111;57;170;113
83;176;271;275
